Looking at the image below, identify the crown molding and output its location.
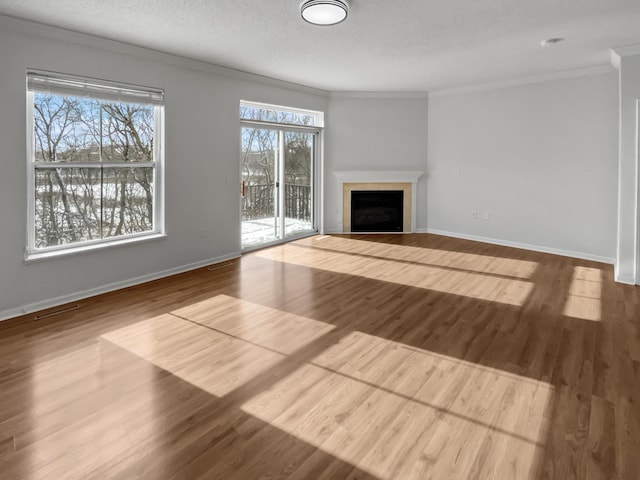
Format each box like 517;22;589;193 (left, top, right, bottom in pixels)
329;91;428;99
611;43;640;59
610;50;622;70
429;64;614;98
0;14;330;98
610;43;640;70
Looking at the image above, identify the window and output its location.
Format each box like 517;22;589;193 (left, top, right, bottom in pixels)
26;71;164;259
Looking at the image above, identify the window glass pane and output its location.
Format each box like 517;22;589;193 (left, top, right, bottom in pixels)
240;105;318;126
241;128;279;247
34;168;101;248
284;131;314;237
102;103;155;162
101;167;154;237
34;94;100;163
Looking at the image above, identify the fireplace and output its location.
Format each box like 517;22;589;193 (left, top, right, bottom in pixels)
351;190;403;232
334;170;423;233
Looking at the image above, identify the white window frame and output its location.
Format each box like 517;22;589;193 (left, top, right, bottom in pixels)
25;70;165;261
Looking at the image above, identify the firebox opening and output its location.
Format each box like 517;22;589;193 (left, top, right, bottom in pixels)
350;190;403;232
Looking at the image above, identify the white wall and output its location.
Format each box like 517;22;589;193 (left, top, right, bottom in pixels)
0;17;629;319
0;16;328;319
427;73;619;262
323;94;429;233
614;52;640;284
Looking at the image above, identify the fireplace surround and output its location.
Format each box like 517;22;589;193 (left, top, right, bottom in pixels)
334;170;423;233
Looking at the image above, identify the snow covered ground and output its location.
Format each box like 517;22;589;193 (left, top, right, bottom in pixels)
242;218;314;248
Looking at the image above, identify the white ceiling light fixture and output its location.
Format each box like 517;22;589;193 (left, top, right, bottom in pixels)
301;0;349;26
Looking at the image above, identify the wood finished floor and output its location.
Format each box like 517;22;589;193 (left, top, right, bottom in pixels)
0;233;639;479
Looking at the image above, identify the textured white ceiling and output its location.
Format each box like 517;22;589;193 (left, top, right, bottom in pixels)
1;0;639;92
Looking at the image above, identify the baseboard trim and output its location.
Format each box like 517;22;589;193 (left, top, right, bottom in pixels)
417;228;615;265
322;230;416;235
614;272;637;285
0;252;241;322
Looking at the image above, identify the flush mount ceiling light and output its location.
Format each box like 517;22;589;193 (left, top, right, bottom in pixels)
301;0;349;26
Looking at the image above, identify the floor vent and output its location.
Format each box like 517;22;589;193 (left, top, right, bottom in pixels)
34;304;80;320
207;262;235;271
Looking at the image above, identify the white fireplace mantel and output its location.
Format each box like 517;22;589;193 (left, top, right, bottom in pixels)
334;170;423;233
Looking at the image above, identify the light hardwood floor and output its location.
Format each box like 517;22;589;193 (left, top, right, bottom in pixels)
0;233;638;479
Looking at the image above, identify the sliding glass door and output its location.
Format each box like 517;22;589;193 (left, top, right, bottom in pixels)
241;127;316;249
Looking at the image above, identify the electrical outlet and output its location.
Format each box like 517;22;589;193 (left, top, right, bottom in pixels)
471;210;478;219
199;228;207;238
483;212;489;220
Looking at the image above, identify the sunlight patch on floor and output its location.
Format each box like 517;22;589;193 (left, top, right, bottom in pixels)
98;295;553;479
242;331;554;480
102;298;335;397
102;313;284;397
171;294;335;355
257;244;534;306
562;266;602;322
296;235;539;279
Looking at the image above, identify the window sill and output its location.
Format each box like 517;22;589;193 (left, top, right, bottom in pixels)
24;232;167;264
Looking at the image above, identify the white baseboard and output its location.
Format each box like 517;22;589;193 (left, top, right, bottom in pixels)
322;230;411;235
416;228;615;265
0;252;241;322
614;271;637;285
